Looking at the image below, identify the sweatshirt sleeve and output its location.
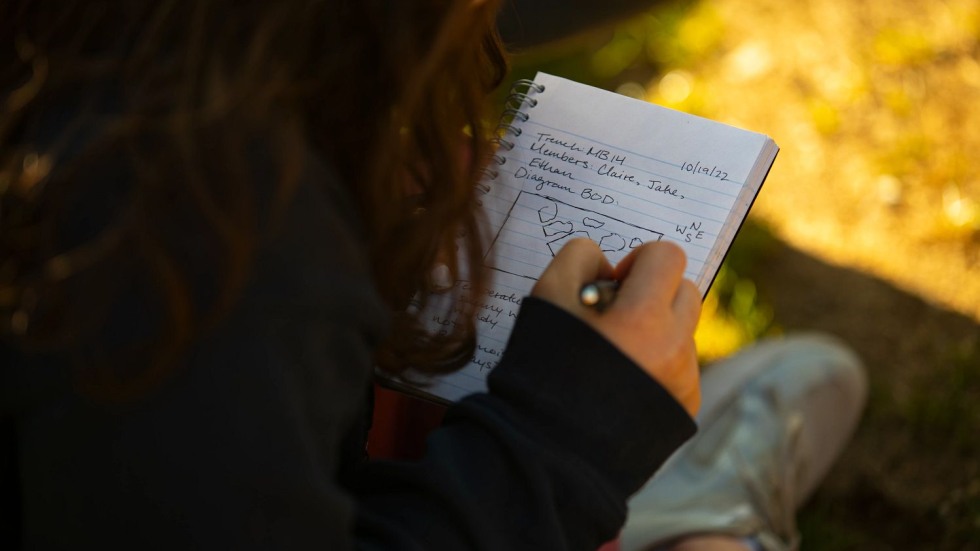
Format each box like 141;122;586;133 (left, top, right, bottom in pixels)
351;297;696;550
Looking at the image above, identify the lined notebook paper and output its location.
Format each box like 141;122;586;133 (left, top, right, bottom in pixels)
395;72;778;403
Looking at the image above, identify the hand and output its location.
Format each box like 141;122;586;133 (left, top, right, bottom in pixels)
531;239;701;416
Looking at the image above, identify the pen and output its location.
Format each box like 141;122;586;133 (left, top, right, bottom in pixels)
579;279;620;311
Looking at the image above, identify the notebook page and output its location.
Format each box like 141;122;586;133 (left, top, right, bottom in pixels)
417;73;776;402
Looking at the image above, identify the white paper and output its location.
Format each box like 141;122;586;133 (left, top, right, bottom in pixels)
414;73;777;402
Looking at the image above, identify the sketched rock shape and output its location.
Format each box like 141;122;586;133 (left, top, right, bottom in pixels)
630;237;643;249
547;230;591;257
583;217;605;229
599;233;627;252
538;202;558;223
543;220;573;237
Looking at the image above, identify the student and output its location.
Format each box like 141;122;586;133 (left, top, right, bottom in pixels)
1;1;700;548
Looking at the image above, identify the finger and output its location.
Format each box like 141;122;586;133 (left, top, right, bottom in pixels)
561;238;616;282
610;241;644;278
532;238;614;300
677;341;701;416
613;241;687;308
672;279;702;333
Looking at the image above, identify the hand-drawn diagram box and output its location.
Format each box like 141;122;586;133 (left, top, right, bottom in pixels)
487;191;664;281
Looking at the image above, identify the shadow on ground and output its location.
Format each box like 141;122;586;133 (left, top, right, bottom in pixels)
735;224;980;550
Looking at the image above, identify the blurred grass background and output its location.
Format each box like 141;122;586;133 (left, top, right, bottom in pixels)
502;0;980;548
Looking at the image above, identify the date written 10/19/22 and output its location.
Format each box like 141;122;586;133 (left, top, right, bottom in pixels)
680;160;730;182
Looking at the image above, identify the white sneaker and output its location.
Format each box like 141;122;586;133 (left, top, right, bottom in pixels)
620;334;868;551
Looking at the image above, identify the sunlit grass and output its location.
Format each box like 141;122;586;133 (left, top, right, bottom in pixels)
695;265;774;363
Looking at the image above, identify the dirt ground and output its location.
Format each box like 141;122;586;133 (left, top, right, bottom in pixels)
738;228;979;549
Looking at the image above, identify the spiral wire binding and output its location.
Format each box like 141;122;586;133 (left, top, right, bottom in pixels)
479;79;546;196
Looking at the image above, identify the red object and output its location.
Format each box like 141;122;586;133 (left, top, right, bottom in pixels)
368;384;447;460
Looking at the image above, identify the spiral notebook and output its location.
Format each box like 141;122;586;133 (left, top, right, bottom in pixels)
388;72;778;404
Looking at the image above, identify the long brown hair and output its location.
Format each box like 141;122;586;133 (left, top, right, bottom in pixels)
0;1;507;395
